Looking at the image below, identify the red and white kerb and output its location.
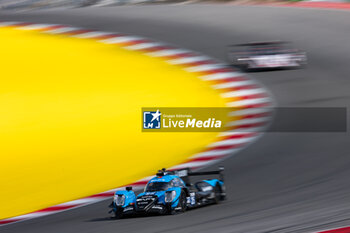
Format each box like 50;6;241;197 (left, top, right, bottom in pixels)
0;21;273;226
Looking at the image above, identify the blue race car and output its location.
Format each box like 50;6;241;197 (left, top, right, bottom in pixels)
109;167;225;218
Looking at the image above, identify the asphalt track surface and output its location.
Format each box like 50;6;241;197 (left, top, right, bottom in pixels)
1;5;350;233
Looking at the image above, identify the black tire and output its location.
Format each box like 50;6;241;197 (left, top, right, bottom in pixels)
179;191;187;212
168;191;186;215
113;209;123;219
220;184;226;201
213;184;221;204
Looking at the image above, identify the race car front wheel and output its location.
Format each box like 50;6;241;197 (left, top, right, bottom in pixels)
169;191;186;215
179;191;187;212
213;184;222;204
113;209;123;219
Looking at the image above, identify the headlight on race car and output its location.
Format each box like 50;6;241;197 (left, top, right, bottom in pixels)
114;194;125;206
165;190;176;203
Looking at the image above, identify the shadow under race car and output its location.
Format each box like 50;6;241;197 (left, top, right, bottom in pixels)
109;167;226;218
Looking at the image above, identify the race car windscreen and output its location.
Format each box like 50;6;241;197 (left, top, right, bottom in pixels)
145;182;170;192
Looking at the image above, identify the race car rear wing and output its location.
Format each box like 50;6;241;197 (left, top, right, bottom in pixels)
171;167;225;185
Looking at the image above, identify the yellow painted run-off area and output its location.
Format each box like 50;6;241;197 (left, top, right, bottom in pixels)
0;26;231;219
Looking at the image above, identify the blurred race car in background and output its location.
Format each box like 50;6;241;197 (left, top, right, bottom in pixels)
227;41;307;71
109;167;225;218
